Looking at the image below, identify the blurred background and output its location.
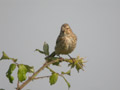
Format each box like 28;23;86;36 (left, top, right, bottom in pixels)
0;0;120;90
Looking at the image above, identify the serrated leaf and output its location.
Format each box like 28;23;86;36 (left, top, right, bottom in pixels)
76;63;80;72
76;63;83;72
68;63;75;68
24;65;34;73
0;51;10;60
18;64;27;82
43;42;49;56
49;73;58;85
6;64;16;83
62;76;71;89
35;49;45;54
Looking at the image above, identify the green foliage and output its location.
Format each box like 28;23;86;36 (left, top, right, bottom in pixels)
0;42;86;90
10;58;17;62
67;56;85;72
62;76;71;89
52;61;60;66
0;51;10;60
61;69;71;76
6;64;16;83
46;57;61;65
17;64;34;82
35;42;49;56
35;49;44;54
43;42;49;56
18;64;28;82
0;51;17;62
24;64;34;73
0;89;5;90
49;73;58;85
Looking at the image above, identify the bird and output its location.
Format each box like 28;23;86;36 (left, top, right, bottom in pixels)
47;23;77;59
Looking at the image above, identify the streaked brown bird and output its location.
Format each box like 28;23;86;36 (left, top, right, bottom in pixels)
48;23;77;58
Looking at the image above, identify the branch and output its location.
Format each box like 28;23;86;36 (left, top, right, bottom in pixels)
17;80;20;89
17;58;62;90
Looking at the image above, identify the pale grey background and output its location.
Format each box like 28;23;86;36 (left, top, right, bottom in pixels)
0;0;120;90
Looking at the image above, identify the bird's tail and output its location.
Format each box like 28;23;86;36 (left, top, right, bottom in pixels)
48;51;56;57
45;51;56;59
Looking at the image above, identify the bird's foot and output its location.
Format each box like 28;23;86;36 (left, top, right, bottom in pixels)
68;54;76;63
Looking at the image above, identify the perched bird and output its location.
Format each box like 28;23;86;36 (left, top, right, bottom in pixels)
48;23;77;58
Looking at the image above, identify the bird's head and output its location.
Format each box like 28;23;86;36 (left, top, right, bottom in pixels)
60;23;72;35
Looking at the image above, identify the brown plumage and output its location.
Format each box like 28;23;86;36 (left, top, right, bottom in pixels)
48;23;77;58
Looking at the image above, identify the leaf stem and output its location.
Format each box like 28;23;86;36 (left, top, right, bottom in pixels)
34;75;51;80
46;66;55;73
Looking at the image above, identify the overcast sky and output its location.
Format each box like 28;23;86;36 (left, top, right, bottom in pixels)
0;0;120;90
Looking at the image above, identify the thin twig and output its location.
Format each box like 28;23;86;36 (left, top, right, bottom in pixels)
34;75;51;80
46;66;55;73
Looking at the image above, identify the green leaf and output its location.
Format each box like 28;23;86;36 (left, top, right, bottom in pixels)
43;42;49;56
6;64;16;83
76;63;81;72
18;64;27;82
52;61;60;66
0;51;10;60
24;65;34;73
76;61;84;72
35;49;45;54
51;57;61;66
45;57;58;62
49;73;58;85
62;76;71;89
61;70;71;76
76;61;80;71
68;63;75;68
66;70;71;75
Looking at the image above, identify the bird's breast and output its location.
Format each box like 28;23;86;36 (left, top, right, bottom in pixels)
55;35;77;54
